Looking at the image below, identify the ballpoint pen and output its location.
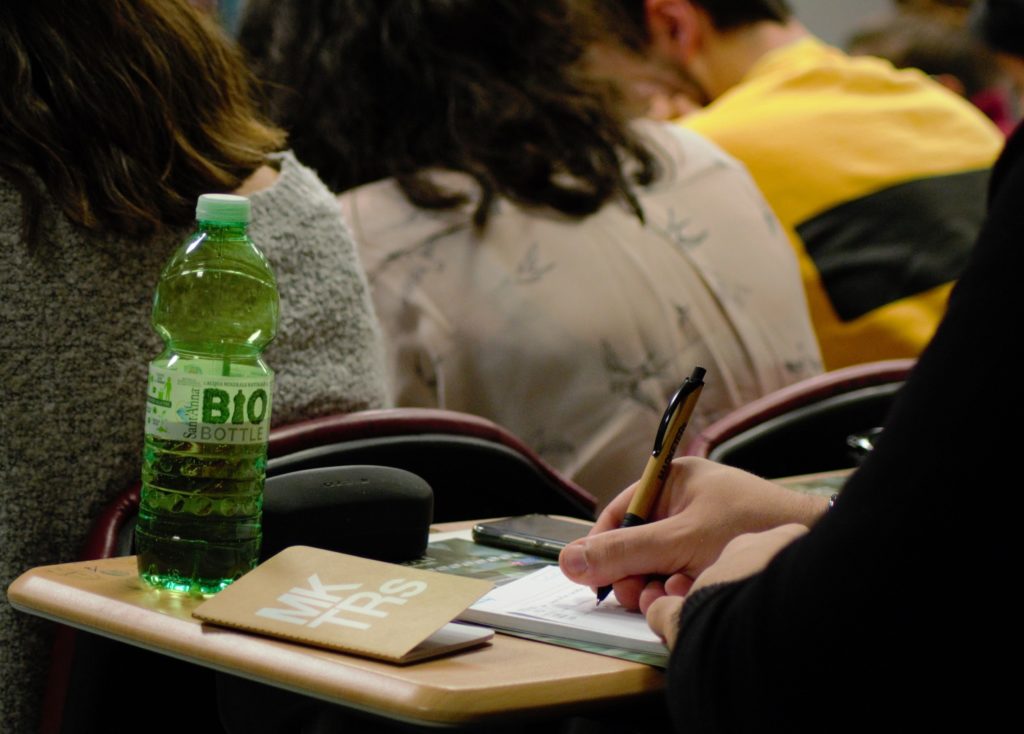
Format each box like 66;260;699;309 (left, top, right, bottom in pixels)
596;366;706;604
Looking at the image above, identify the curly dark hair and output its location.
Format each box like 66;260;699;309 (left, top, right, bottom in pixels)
0;0;285;244
238;0;655;228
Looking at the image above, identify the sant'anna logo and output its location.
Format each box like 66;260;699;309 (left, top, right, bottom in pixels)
255;573;428;631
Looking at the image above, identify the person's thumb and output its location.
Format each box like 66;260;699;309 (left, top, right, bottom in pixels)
559;523;668;587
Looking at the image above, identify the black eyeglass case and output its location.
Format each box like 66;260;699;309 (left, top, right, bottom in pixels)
261;465;434;563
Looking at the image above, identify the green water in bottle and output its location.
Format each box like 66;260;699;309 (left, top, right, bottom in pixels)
137;193;279;595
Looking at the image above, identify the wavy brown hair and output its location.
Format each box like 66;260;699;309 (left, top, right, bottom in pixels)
0;0;285;243
238;0;655;228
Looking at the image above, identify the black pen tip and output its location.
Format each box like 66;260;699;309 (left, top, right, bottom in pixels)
595;585;611;605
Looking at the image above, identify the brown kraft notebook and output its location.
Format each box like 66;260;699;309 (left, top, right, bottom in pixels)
193;545;495;663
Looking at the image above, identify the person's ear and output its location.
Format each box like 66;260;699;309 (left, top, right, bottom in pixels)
645;0;702;63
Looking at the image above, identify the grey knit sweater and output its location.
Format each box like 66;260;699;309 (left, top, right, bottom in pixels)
0;152;390;732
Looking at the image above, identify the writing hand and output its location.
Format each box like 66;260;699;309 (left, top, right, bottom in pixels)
559;457;827;610
646;524;809;650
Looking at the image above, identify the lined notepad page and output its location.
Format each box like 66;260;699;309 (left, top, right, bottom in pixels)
471;566;663;645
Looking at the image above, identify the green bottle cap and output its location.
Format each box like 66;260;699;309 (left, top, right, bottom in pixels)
196;193;251;224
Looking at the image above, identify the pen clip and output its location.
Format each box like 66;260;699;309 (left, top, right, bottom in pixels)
651;366;706;456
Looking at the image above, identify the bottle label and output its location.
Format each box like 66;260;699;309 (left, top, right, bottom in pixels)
145;365;273;445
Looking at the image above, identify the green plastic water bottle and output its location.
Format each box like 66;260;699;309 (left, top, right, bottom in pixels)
137;194;279;595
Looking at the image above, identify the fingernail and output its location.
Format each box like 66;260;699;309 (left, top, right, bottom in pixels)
561;543;588;576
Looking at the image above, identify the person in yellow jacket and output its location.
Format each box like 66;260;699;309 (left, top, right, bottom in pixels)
590;0;1004;368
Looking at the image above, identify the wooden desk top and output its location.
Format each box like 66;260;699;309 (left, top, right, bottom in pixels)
8;529;664;727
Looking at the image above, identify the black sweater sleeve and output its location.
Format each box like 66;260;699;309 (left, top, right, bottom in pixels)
665;125;1024;733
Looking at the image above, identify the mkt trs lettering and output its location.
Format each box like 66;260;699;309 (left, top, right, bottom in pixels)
256;574;429;631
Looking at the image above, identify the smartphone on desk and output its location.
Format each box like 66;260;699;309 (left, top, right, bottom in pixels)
472;514;592;559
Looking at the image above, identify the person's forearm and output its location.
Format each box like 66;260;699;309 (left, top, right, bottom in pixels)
773;487;829;527
742;481;829;533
